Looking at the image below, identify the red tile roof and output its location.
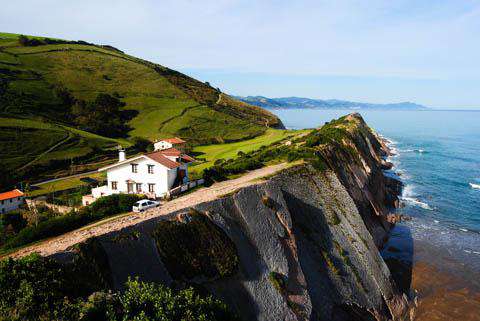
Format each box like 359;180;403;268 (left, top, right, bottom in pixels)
159;147;181;156
0;189;24;201
181;154;195;163
145;151;181;169
161;137;186;144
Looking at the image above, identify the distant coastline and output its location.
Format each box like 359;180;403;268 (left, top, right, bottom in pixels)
236;95;429;111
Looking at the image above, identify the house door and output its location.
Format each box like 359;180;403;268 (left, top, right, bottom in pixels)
127;182;134;193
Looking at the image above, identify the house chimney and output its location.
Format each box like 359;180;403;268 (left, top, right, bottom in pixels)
119;148;126;162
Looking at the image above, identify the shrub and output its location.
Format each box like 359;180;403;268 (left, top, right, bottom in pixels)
0;254;106;320
3;194;142;250
0;211;27;234
268;271;287;294
132;137;152;153
120;278;238;321
152;210;239;280
0;256;238;321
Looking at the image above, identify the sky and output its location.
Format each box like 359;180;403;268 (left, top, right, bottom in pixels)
1;0;480;109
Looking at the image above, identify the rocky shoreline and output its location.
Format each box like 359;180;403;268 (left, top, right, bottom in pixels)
42;114;416;320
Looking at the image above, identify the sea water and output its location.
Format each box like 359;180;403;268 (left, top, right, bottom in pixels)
271;109;480;272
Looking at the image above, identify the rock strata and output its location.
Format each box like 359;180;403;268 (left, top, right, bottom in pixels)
49;113;413;320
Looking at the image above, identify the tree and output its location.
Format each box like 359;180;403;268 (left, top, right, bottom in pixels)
132;137;152;153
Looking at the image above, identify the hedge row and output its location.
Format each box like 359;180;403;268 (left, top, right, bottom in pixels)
3;194;142;250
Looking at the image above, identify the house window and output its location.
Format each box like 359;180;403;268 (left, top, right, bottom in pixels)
148;164;154;174
148;183;155;193
111;181;118;190
136;183;142;193
9;199;12;203
1;200;3;205
127;182;134;193
131;163;138;173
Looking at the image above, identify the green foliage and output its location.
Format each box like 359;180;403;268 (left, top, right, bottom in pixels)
0;254;106;321
70;93;134;138
119;278;237;321
46;184;92;207
0;32;281;189
2;194;142;250
268;271;287;294
0;255;237;321
0;117;119;188
331;211;341;225
321;250;339;275
152;210;239;280
0;211;28;234
131;136;153;153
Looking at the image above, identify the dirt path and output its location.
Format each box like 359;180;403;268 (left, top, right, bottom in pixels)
18;132;74;171
6;163;290;259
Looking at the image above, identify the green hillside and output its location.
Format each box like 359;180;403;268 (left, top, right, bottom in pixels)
0;32;283;189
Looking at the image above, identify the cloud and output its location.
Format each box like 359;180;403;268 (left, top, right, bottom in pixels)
1;0;480;107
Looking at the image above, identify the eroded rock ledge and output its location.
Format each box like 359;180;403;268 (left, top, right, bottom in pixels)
51;113;412;321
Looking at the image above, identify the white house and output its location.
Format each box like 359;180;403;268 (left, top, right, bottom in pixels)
153;137;187;153
82;143;195;206
0;189;25;214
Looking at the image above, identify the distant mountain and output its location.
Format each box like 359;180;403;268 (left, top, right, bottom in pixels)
235;96;428;110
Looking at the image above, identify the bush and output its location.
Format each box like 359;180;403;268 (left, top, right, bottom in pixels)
0;256;238;321
268;271;287;294
120;278;238;321
3;194;142;250
132;137;152;153
152;210;239;280
0;211;27;234
0;254;106;321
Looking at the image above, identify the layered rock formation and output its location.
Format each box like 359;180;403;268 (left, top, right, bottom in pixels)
52;114;411;321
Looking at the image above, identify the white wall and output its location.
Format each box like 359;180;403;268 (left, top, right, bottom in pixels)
106;157;173;197
0;196;24;214
154;141;172;151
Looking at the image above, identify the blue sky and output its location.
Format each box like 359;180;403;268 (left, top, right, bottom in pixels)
1;0;480;108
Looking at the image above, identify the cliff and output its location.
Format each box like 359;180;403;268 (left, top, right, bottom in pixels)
317;113;402;246
48;114;411;321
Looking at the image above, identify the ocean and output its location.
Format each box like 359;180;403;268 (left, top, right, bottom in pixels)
271;109;480;274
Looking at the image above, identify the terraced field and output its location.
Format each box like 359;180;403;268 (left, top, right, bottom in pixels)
0;32;282;189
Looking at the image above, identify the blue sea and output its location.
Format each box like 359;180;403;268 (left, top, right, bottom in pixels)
271;109;480;272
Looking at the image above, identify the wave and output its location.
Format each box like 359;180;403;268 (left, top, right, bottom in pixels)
414;149;426;154
400;148;426;154
401;196;434;210
470;183;480;189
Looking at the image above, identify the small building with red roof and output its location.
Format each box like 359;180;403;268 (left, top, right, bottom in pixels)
154;137;187;153
83;139;196;205
0;189;25;214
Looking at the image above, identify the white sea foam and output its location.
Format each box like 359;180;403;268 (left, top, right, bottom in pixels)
470;183;480;189
402;184;415;198
460;228;469;232
414;149;426;153
401;196;433;210
434;220;440;223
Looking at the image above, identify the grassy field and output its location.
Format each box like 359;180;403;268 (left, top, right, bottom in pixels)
0;32;282;189
27;129;307;196
190;129;310;175
29;172;105;197
0;118;121;171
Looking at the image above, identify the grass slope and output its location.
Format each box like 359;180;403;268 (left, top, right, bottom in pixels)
0;32;282;188
190;129;305;174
